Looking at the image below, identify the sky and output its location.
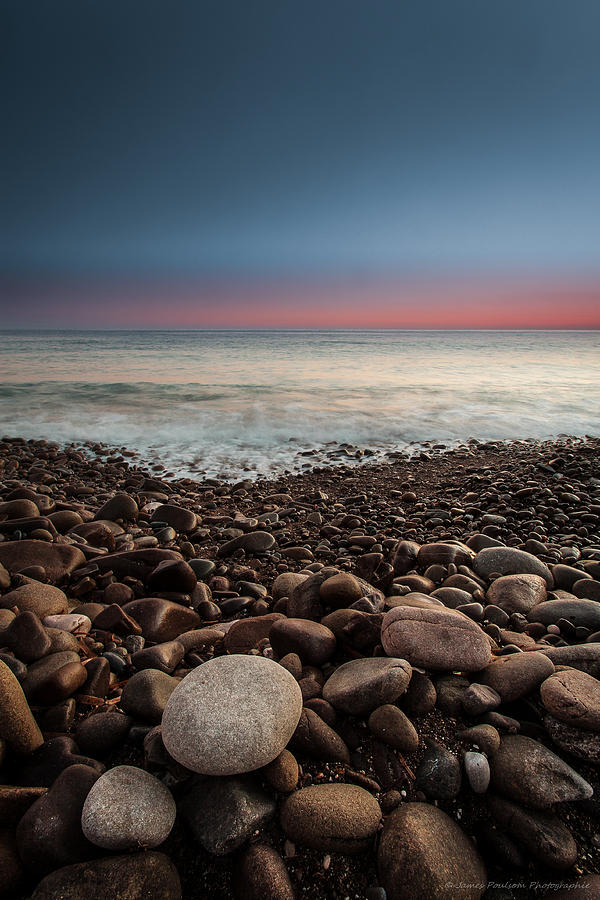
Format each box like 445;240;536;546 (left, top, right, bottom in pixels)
1;0;600;328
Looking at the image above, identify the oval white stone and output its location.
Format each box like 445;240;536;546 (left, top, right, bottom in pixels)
161;654;303;775
81;765;176;850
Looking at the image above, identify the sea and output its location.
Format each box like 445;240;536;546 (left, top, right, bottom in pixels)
0;330;598;480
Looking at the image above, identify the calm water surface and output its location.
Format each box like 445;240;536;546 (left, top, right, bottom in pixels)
0;330;598;478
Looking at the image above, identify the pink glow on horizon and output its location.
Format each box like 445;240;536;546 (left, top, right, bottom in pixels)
3;276;600;329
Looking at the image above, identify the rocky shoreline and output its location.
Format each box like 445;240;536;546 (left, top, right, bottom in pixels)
1;434;600;899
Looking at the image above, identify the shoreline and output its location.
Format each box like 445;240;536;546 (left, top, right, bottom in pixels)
1;434;600;898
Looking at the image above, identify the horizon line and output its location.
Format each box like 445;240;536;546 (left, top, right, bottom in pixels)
1;326;599;333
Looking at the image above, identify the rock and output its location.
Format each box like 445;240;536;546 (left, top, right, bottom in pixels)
415;741;461;800
319;573;364;608
528;598;600;631
0;786;47;825
485;574;547;614
390;540;420;575
16;764;100;872
540;667;600;731
0;658;44;753
45;628;80;654
94;548;183;581
269;618;336;666
75;710;133;757
30;851;182;900
120;670;180;724
0;610;51;661
322;657;411;716
260;749;299;793
280;784;381;853
151;504;197;532
402;671;437;716
552;564;590;591
461;683;501;716
417;542;474;568
16;735;105;787
93;604;142;636
122;597;200;642
487;793;578;870
162;655;302;775
544;714;600;763
290;708;350;763
148;560;197;593
490;734;593;808
272;572;308;601
378;802;487;900
95;493;138;522
381;606;492;672
180;775;275;855
22;650;81;701
235;844;295;900
368;705;419;754
223;613;284;654
43;613;91;634
0;541;85;584
479;652;554;703
435;674;469;715
464;751;490;793
0;580;68;617
132;640;185;674
218;531;275;556
573;579;600;601
82;765;176;850
535;644;600;678
474;547;553;586
1;826;26;897
457;724;501;756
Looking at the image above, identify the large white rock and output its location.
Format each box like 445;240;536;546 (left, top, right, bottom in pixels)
161;654;303;775
81;765;176;850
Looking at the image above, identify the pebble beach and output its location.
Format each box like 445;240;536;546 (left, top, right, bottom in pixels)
1;433;600;899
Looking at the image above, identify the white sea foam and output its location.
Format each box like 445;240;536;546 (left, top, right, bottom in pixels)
1;329;598;479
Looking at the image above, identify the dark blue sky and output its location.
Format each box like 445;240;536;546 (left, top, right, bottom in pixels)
2;0;600;279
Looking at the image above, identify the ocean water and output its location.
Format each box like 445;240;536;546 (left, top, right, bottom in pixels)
0;330;598;479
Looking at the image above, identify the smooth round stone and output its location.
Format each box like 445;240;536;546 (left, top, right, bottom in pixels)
368;704;419;754
0;581;68;618
378;802;487;900
381;606;492;672
261;749;299;793
322;657;412;717
269;617;336;666
43;614;91;634
474;547;553;586
540;668;600;732
236;844;295;900
162;655;302;775
464;751;490;793
490;734;593;808
16;764;100;872
485;574;547;614
95;493;139;522
528;598;600;631
415;742;461;800
280;783;381;853
151;504;197;532
0;541;85;585
0;659;44;754
29;851;182;900
272;572;308;600
189;558;216;579
81;765;176;850
120;670;180;724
